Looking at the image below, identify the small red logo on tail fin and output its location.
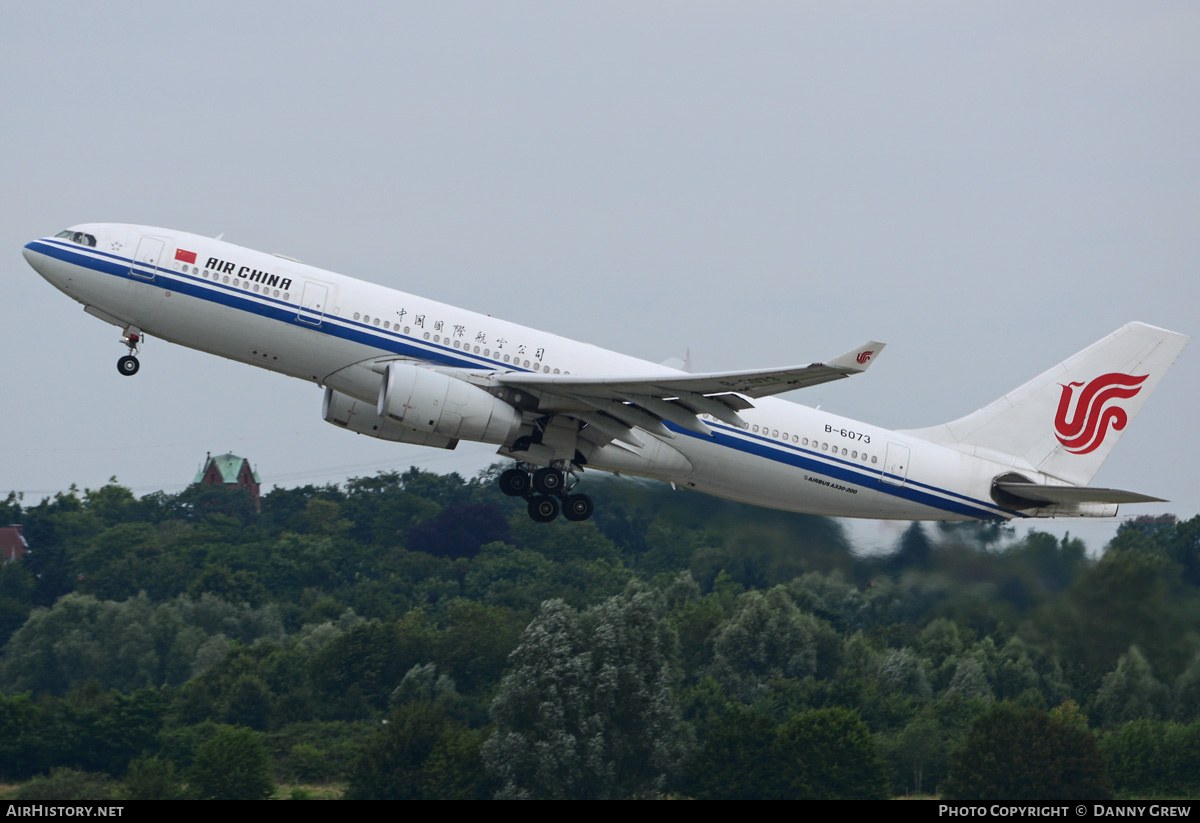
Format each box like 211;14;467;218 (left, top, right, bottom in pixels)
856;350;874;365
1053;372;1148;454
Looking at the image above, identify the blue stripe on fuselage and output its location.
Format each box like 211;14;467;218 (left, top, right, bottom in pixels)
665;421;1022;520
28;238;488;369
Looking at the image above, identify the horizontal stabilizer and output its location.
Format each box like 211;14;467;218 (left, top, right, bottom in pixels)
994;480;1165;506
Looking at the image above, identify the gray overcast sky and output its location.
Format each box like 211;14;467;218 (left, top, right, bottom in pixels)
3;2;1197;553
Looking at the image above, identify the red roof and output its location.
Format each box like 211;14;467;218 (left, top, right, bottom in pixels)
0;525;29;563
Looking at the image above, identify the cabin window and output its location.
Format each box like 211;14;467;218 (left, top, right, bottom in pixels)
353;313;360;320
423;332;430;340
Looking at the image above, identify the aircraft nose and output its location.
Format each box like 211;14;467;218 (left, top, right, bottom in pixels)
23;239;56;282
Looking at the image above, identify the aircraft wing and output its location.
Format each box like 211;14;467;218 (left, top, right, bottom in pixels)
488;340;884;444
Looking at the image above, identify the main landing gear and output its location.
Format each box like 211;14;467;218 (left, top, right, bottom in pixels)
117;329;142;377
499;463;594;523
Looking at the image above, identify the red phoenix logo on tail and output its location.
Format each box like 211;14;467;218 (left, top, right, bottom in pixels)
856;350;874;365
1053;372;1148;454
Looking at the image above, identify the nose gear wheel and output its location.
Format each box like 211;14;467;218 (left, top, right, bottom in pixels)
117;329;143;377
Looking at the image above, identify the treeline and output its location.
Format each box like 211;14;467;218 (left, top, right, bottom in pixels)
0;469;1198;798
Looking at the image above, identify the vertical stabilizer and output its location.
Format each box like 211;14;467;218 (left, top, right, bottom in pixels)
903;322;1188;485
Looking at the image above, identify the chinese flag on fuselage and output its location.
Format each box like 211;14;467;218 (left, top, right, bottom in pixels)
175;248;197;264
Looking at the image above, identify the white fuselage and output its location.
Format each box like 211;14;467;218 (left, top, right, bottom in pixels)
24;223;1055;521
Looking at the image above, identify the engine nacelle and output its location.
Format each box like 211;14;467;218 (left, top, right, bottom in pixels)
377;362;522;445
323;388;457;449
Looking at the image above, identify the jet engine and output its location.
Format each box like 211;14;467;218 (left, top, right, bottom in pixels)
322;388;457;448
376;362;522;445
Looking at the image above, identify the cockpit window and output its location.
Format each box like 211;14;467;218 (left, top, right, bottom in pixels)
55;230;96;247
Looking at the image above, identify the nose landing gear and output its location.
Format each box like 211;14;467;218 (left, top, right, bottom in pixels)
499;462;594;522
117;327;143;377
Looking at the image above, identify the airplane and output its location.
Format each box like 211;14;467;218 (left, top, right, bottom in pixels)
23;224;1188;523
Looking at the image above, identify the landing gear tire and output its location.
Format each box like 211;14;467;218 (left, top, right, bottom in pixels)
117;355;140;376
563;494;594;522
499;468;531;497
528;495;560;523
532;467;565;495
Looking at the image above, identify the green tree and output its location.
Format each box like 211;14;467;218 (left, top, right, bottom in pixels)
1030;550;1194;693
773;707;889;799
1102;719;1200;797
942;702;1110;800
0;692;37;782
484;585;692;798
120;755;185;800
0;594;179;694
189;725;274;800
16;767;115;801
1102;719;1170;797
1173;652;1200;722
310;614;432;718
879;647;932;700
885;710;945;796
709;586;819;701
1094;646;1169;727
683;707;777;799
344;701;489;800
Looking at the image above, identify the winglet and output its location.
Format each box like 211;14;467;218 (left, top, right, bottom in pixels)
827;341;886;372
